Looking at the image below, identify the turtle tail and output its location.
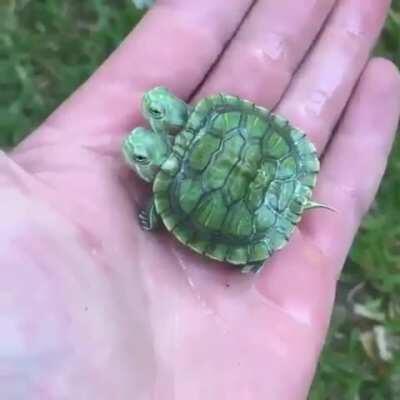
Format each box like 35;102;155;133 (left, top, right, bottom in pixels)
304;201;336;212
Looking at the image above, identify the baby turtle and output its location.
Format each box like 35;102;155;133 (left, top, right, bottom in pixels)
123;87;328;273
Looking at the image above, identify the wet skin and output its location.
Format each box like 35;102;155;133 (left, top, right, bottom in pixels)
1;0;400;399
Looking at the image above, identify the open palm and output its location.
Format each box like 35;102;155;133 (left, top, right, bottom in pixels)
2;1;399;399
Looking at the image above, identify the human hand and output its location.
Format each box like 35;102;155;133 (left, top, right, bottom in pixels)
1;1;399;399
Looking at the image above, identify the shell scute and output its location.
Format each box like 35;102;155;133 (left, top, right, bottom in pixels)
178;178;203;214
255;205;277;231
224;165;250;204
265;181;280;211
153;171;171;193
299;173;317;188
277;156;297;179
246;186;265;211
223;202;253;237
187;110;206;132
277;181;296;211
242;143;262;173
247;113;270;140
272;114;289;128
155;193;170;214
162;154;180;176
278;216;296;236
302;154;320;173
212;113;228;133
205;134;244;187
262;130;290;159
290;128;306;143
296;185;313;201
249;241;271;262
162;210;179;232
189;133;221;171
270;231;288;251
175;130;194;148
193;192;228;231
208;243;229;261
292;133;313;150
204;162;228;190
188;236;209;254
226;246;248;265
173;223;193;244
289;197;304;215
286;209;302;224
225;111;241;130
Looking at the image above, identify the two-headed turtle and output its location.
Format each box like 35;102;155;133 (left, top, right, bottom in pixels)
122;87;327;273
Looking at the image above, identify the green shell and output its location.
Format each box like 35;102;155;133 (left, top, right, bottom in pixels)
153;94;319;266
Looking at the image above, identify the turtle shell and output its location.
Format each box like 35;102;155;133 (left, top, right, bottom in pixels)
153;94;319;266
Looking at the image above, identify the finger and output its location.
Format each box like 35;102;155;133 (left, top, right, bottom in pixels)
17;0;254;151
276;0;391;154
196;0;336;106
301;58;400;272
255;56;399;340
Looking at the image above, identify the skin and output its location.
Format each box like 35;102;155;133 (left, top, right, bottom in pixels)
122;126;171;183
123;87;185;182
142;86;190;135
1;0;399;399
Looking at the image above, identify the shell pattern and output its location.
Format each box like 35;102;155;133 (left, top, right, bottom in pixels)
153;94;319;266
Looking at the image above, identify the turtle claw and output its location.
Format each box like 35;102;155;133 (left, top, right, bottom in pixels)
241;262;264;274
138;209;152;231
138;199;160;231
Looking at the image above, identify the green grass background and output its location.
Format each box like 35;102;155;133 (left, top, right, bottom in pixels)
1;0;399;398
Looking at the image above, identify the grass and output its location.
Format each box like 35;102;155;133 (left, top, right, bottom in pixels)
1;0;399;398
0;0;143;145
310;3;400;399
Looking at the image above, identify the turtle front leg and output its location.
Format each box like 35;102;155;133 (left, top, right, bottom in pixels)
138;197;160;231
241;262;264;274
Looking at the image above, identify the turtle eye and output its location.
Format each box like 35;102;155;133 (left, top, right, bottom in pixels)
149;106;163;119
134;155;150;164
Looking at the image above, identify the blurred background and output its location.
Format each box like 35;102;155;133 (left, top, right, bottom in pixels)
0;0;399;398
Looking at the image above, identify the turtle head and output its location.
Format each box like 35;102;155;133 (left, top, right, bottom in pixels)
122;127;171;182
142;86;189;135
